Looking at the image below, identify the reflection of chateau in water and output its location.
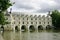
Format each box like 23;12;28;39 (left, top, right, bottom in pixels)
2;11;52;31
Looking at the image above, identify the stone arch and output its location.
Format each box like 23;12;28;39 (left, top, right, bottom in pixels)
46;25;52;30
29;25;35;32
21;25;26;31
38;25;43;30
0;25;4;31
15;26;18;31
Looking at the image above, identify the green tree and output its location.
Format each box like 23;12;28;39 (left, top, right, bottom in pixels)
0;0;12;25
0;0;12;12
0;13;5;25
51;10;60;29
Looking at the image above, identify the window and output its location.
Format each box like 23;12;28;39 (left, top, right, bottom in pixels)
23;22;24;24
19;22;20;24
35;18;37;20
48;18;49;20
44;22;45;24
19;18;20;19
36;22;37;24
23;18;24;20
7;26;8;28
14;22;15;24
27;18;28;20
14;17;15;19
48;22;49;24
44;18;45;20
31;18;33;20
31;22;33;24
39;22;41;24
27;22;29;24
6;18;8;20
21;15;24;17
39;18;41;20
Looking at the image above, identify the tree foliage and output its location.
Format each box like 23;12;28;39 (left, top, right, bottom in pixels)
0;0;12;12
0;0;12;25
51;10;60;29
0;13;6;25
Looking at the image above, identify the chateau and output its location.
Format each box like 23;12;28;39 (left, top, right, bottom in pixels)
0;11;53;31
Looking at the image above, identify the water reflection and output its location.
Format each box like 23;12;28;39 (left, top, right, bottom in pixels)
0;31;60;40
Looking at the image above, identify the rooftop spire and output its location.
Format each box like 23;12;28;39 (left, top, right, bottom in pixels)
48;11;51;16
9;8;12;14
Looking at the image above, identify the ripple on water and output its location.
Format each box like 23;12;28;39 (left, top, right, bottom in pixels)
0;31;60;40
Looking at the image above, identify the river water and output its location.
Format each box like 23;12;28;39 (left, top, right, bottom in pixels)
0;30;60;40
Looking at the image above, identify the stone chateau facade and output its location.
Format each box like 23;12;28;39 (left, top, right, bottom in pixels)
0;11;53;31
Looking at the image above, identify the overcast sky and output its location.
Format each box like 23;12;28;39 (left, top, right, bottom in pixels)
8;0;60;13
